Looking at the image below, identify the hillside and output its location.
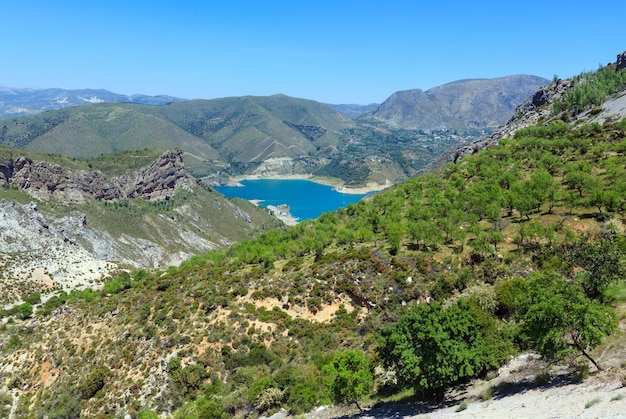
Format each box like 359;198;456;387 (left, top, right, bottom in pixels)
0;62;626;419
0;86;183;118
365;75;549;130
449;55;626;163
0;147;282;307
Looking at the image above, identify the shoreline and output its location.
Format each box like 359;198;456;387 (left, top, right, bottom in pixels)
230;174;391;195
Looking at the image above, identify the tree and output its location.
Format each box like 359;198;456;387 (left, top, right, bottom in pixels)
564;232;626;300
326;350;373;411
564;165;593;198
385;221;404;255
528;168;559;213
376;300;497;401
18;302;33;319
509;181;538;220
520;273;617;370
79;366;111;399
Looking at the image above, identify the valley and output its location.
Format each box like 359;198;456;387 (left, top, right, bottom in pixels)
0;75;547;190
1;57;626;419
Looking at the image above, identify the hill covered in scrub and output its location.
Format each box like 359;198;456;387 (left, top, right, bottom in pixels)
2;58;626;417
0;57;625;418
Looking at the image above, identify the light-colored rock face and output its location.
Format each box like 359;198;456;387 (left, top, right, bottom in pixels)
0;195;223;307
0;199;115;307
249;157;324;178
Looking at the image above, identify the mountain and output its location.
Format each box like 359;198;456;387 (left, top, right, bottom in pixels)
0;86;183;118
0;95;356;178
449;52;626;163
1;58;626;418
365;75;549;130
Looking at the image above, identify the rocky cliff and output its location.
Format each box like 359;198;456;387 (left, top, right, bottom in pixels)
616;50;626;72
0;149;197;203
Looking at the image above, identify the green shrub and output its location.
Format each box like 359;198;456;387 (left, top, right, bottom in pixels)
18;302;33;319
534;371;552;386
25;292;41;305
79;366;111;399
479;387;493;401
585;397;601;409
40;387;82;419
0;392;12;418
455;401;468;412
575;363;590;382
169;357;208;398
103;276;132;294
137;409;159;419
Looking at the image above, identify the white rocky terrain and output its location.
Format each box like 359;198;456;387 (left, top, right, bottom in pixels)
0;150;277;308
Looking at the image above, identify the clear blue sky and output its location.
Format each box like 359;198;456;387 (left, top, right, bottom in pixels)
2;0;625;104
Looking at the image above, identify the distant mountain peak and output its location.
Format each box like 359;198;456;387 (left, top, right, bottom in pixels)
365;75;550;131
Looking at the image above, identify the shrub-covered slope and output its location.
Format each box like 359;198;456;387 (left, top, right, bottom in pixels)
1;111;626;417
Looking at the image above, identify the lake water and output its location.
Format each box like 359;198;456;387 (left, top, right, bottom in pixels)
215;179;370;221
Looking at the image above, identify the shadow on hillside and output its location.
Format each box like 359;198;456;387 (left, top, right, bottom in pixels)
332;395;463;419
333;371;582;418
332;401;440;419
490;370;581;400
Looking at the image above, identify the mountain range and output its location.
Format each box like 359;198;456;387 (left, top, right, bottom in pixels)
0;75;548;187
365;75;548;130
0;86;183;118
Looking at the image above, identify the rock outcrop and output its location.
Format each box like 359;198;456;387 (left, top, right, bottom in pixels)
617;50;626;72
0;157;14;184
0;149;197;203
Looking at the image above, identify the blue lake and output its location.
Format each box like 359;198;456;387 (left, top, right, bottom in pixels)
215;179;370;221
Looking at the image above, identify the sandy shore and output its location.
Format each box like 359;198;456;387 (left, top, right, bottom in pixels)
232;174;391;195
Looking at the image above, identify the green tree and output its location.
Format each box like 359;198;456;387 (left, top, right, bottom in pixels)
509;182;538;220
520;273;617;370
564;164;593;198
564;232;626;300
376;300;498;400
325;350;373;411
528;168;559;213
79;366;111;399
18;302;33;319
